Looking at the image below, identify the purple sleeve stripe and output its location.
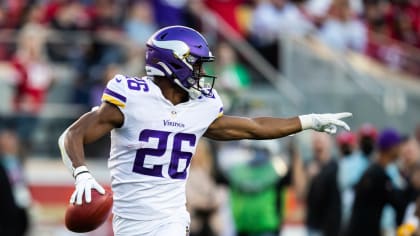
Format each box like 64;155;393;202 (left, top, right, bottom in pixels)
104;88;126;102
219;107;223;113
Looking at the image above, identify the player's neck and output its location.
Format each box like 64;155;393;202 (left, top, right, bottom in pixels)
153;77;189;105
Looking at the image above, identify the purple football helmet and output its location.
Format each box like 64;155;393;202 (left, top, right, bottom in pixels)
145;25;216;99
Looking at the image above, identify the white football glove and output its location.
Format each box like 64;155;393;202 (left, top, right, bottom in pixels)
70;166;105;205
299;112;352;134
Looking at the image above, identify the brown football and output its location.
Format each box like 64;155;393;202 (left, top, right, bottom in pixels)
65;190;113;233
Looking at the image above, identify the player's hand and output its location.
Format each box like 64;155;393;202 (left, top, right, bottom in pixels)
299;112;352;134
70;166;105;205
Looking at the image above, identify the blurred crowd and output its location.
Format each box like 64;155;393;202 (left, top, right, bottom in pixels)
0;130;31;235
253;0;420;74
0;0;419;150
187;124;420;236
0;0;419;148
244;0;420;74
0;1;419;235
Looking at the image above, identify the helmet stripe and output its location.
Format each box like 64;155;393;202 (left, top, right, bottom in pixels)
104;88;126;102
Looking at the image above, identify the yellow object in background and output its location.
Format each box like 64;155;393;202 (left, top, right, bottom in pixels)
397;224;416;236
235;4;252;35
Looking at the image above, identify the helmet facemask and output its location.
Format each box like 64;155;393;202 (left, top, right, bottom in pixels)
173;53;216;99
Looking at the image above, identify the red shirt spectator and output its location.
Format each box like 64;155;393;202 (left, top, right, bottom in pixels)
11;56;52;115
10;22;53;115
405;1;420;46
205;0;245;36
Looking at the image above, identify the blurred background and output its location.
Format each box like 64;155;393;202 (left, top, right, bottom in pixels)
0;0;420;235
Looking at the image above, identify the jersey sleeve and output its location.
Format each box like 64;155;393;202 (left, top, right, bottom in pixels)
212;89;224;119
217;106;224;118
101;74;127;109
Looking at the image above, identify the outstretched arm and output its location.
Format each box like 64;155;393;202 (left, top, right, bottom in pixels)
204;113;352;140
58;102;123;204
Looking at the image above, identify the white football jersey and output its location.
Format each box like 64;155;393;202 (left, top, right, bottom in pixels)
101;74;223;221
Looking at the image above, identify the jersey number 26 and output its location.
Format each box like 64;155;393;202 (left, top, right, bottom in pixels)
132;129;196;179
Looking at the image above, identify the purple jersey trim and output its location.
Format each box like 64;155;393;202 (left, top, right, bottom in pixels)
104;88;127;102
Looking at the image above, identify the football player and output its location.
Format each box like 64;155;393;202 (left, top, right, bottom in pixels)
58;26;352;236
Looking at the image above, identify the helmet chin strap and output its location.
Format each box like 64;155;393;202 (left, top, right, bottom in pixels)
174;78;201;99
